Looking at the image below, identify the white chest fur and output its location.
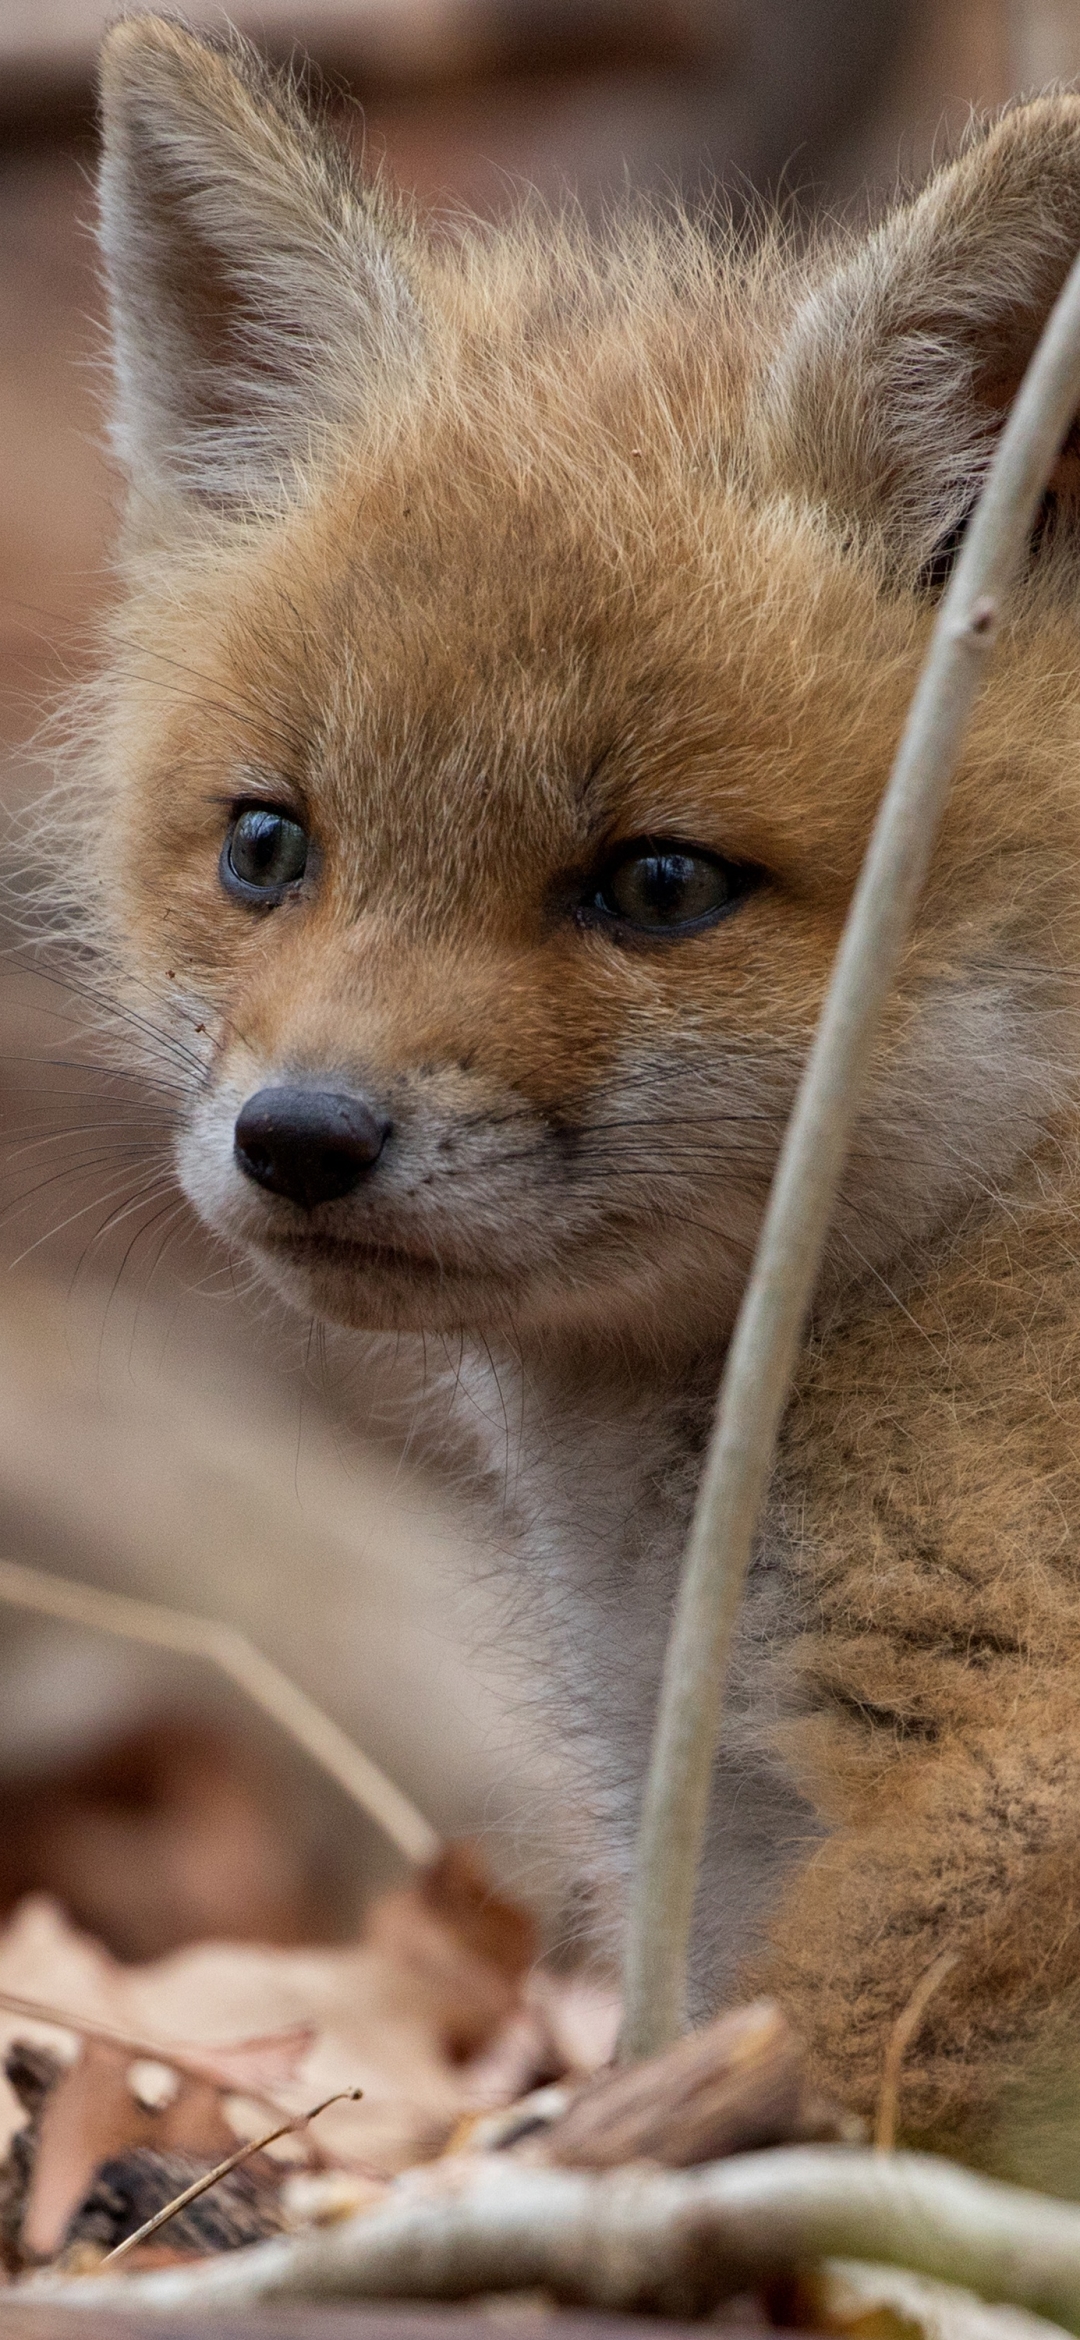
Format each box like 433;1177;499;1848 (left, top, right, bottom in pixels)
452;1344;820;2008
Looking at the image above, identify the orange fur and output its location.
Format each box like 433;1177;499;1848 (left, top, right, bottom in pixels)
55;17;1080;2182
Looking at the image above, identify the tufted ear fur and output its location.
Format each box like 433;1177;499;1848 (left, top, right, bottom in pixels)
97;15;421;509
766;97;1080;583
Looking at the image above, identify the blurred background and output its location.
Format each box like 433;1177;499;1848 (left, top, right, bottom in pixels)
0;0;1077;1971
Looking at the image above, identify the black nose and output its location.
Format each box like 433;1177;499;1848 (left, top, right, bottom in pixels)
234;1086;389;1210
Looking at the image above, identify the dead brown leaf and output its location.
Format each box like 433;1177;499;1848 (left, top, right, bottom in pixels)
0;1724;328;1962
21;2039;238;2260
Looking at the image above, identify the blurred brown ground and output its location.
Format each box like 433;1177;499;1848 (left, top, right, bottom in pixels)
0;0;1076;1963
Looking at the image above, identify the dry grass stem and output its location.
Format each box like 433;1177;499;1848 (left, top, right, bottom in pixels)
0;1990;307;2113
99;2088;363;2266
874;1951;960;2153
28;2147;1080;2326
618;243;1080;2061
0;1556;441;1868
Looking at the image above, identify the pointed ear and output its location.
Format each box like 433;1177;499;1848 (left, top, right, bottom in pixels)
97;15;421;506
766;98;1080;583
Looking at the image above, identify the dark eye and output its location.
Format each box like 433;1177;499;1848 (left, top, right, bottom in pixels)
222;806;309;901
587;839;755;934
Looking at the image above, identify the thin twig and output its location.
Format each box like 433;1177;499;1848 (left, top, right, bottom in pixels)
0;1557;440;1868
31;2147;1080;2326
0;1990;308;2115
99;2088;363;2266
618;243;1080;2060
874;1951;960;2153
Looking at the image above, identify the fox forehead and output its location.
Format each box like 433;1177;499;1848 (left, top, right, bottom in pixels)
134;412;916;941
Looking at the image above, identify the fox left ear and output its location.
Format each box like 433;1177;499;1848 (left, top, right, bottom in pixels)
97;16;421;510
766;97;1080;584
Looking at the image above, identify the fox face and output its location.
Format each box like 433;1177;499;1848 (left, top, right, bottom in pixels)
80;23;1080;1362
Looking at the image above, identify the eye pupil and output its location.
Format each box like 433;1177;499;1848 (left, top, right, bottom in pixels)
591;841;749;933
224;807;309;898
636;854;706;920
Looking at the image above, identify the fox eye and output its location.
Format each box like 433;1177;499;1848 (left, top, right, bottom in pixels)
587;840;755;934
222;805;309;902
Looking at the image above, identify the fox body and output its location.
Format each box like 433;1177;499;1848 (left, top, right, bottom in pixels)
67;17;1080;2181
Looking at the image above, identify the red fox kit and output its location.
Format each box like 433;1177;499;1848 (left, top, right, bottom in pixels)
65;15;1080;2182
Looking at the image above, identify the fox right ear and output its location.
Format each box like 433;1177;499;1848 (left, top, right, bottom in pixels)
765;97;1080;585
97;16;421;509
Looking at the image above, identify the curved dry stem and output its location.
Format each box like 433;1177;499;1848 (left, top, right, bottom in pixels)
19;2148;1080;2327
0;1555;440;1868
619;241;1080;2060
0;1989;308;2113
874;1950;960;2154
100;2088;364;2266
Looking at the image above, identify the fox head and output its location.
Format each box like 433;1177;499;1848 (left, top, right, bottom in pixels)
71;20;1080;1360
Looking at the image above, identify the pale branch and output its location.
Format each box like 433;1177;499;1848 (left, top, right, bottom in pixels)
618;243;1080;2060
0;1556;440;1869
801;2256;1070;2340
17;2148;1080;2328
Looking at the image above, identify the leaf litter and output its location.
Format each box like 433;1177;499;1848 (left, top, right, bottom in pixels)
0;1582;1068;2336
0;1842;622;2275
0;1860;1068;2340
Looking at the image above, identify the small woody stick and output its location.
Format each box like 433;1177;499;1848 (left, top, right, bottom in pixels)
99;2088;363;2266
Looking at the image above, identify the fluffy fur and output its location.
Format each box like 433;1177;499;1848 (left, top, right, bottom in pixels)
55;15;1080;2184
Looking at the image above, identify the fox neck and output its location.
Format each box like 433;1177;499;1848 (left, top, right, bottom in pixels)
450;1328;817;2000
